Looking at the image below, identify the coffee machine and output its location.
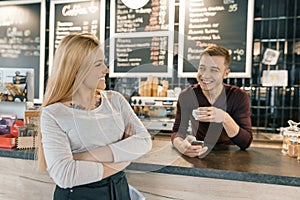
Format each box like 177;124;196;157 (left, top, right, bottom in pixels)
130;96;177;132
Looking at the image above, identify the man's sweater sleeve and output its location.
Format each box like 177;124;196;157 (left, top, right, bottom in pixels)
171;92;190;142
230;91;253;150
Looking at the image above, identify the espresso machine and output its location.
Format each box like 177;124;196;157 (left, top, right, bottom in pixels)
130;96;177;132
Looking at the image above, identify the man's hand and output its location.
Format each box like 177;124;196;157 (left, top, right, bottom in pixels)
195;106;226;123
195;106;239;138
173;135;208;158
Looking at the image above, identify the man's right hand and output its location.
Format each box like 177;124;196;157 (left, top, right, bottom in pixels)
173;135;208;158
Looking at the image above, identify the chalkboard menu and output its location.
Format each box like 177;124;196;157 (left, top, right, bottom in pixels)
178;0;254;78
109;0;175;77
0;0;45;103
49;0;105;72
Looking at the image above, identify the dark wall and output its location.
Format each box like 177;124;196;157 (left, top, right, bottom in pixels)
43;0;300;132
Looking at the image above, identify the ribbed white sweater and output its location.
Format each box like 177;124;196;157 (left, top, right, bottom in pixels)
41;91;152;188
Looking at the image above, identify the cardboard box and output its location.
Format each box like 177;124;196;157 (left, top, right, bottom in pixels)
16;110;40;149
17;136;37;149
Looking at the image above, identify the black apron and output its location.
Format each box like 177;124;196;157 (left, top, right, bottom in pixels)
53;171;130;200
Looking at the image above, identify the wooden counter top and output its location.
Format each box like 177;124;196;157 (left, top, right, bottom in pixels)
1;133;299;187
127;134;300;186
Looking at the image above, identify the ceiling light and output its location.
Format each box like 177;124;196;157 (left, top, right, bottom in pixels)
121;0;149;9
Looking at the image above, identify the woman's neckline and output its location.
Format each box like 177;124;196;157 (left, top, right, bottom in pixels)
59;93;104;112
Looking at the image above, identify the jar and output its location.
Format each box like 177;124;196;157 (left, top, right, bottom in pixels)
281;128;300;155
297;142;300;161
288;139;298;158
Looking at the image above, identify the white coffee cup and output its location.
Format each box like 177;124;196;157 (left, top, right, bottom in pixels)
192;109;207;120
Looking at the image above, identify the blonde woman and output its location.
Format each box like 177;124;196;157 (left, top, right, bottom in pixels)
39;33;152;199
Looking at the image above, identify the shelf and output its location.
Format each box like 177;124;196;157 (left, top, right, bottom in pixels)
131;96;177;107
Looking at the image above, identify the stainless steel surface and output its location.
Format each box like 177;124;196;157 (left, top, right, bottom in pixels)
0;102;27;119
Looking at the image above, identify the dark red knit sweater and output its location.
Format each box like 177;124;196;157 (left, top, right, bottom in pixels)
172;84;253;150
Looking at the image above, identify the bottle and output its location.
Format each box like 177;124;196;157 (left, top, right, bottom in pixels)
288;139;298;158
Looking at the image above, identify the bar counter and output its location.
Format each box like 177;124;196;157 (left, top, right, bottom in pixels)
0;133;299;187
128;134;300;187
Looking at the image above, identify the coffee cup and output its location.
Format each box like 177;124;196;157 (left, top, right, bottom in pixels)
192;109;207;120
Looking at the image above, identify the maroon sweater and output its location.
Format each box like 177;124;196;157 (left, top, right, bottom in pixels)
172;84;253;150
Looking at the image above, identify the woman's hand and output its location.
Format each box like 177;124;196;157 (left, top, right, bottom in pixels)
122;122;136;139
102;161;131;179
72;123;136;163
73;152;84;161
73;145;114;163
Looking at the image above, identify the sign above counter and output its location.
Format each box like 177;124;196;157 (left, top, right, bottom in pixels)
178;0;254;78
0;0;46;103
109;0;175;77
48;0;106;74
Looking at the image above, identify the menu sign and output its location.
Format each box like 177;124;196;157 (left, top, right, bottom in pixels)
0;0;45;102
115;0;169;32
178;0;254;78
113;34;168;73
49;0;105;72
109;0;175;77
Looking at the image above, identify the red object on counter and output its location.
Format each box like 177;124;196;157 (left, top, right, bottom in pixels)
10;120;24;137
0;134;17;149
0;119;24;148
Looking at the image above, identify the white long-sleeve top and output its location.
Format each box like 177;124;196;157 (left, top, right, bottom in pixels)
41;91;152;189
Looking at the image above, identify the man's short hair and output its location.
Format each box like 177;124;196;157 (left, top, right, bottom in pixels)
200;46;231;68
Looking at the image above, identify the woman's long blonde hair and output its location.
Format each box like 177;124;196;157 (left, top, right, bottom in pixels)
37;33;100;170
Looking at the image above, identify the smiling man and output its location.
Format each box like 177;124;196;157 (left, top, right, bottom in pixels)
172;46;253;158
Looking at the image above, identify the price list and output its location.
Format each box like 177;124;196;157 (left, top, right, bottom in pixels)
49;0;105;76
0;4;40;63
178;0;253;77
114;36;168;73
51;1;101;50
115;0;169;32
110;0;174;77
0;1;45;101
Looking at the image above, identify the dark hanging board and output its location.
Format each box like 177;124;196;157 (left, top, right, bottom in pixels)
0;0;46;103
111;34;169;74
109;0;175;77
178;0;254;78
49;0;105;72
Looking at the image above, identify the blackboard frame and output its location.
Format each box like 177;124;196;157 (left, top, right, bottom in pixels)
109;0;175;78
0;0;46;103
48;0;106;76
178;0;254;78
